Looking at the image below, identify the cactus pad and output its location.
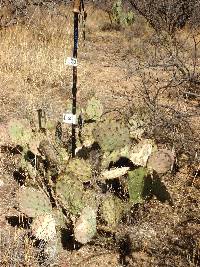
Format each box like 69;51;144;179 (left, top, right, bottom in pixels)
93;120;131;152
101;146;130;169
147;149;175;174
127;167;148;204
31;214;57;241
16;187;52;218
56;174;84;215
79;123;96;147
8;119;33;148
100;194;125;228
85;97;103;121
67;158;92;182
74;206;97;244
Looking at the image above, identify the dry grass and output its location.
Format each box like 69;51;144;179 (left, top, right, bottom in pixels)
0;5;74;126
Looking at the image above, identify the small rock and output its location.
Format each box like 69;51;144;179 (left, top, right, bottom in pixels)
0;179;4;187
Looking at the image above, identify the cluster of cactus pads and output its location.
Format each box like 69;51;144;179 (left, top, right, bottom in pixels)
8;97;174;252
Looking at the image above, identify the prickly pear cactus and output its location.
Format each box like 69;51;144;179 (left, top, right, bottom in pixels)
78;123;96;148
31;214;57;241
85;97;103;121
52;208;68;229
101;146;130;169
16;187;52;218
127;167;148;204
130;139;154;167
67;158;92;182
56;171;97;216
74;206;97;244
100;194;125;228
56;173;84;215
93;120;131;152
8;119;33;149
147;149;175;174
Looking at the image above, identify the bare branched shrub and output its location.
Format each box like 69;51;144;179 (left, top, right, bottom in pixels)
0;0;71;28
129;0;198;34
118;26;200;161
136;32;200;159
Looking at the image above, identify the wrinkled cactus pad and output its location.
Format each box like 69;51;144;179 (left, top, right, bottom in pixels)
147;149;175;174
56;174;84;215
16;187;52;218
74;206;97;244
100;194;125;228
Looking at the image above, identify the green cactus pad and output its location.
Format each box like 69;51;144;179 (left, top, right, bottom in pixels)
93;120;131;152
127;167;148;204
56;173;97;215
67;158;92;182
85;97;104;121
16;187;52;218
8;119;33;148
56;174;84;215
100;194;125;228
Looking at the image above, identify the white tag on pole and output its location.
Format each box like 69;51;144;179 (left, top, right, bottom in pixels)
63;113;77;124
65;57;78;67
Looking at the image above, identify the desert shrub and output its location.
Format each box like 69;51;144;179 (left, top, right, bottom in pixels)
129;0;198;34
124;29;200;160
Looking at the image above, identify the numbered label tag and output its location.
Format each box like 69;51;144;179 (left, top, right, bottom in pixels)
63;113;77;124
65;57;78;67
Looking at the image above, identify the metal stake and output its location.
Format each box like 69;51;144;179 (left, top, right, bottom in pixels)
71;0;81;157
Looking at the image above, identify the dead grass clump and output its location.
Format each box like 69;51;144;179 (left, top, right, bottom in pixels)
0;5;74;123
0;228;39;266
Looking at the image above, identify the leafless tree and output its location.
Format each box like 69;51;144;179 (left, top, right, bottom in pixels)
128;0;199;34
